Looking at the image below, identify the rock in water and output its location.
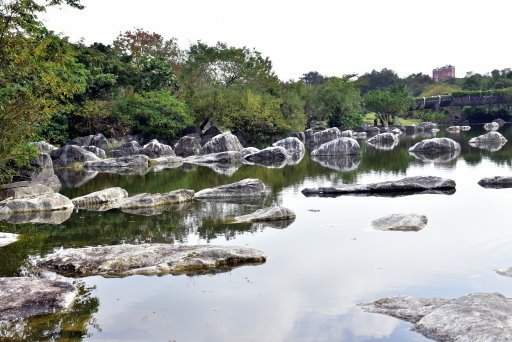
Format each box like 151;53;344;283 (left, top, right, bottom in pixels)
50;145;100;167
231;206;296;223
312;127;342;146
195;179;271;199
5;209;73;225
243;147;291;164
366;133;399;151
0;193;74;214
115;189;194;209
83;155;150;170
484;122;500;131
478;176;512;189
174;135;203;157
302;176;455;197
184;151;241;164
371;214;428;231
469;131;508;144
71;187;129;208
311;138;361;156
410;149;460;163
83;146;106;159
0;232;19;247
311;155;361;172
108;141;141;158
139;139;175;158
202;132;243;154
14;153;61;189
0;182;54;201
240;147;260;157
446;126;461;133
35;244;267;277
0;277;76;322
272;137;305;153
409;138;461;153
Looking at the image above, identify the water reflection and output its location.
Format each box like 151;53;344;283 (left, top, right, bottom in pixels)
55;169;98;188
4;209;73;225
469;141;507;152
409;149;461;163
311;155;361;172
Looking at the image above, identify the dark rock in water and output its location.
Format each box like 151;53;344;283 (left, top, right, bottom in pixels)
174;135;203;157
84;155;150;171
0;278;76;322
83;146;106;159
409;138;461;153
365;127;380;136
371;213;428;231
311;138;360;156
184;151;242;164
361;293;512;342
243;146;291;165
409;149;460;163
203;133;243;154
302;176;456;197
478;176;512;189
54;169;98;188
240;147;260;157
484;122;500;131
304;129;314;143
231;206;296;223
494;118;506;127
311;155;360;172
5;209;73;225
114;189;194;209
71;187;128;208
195;179;271;199
51;145;100;167
311;127;342;146
138;139;175;158
419;122;437;130
108;141;141;158
0;182;53;201
14;153;61;189
35;244;267;277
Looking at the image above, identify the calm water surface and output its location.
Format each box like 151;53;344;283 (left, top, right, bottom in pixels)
2;125;512;341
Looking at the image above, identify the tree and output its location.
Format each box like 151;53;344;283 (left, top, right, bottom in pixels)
315;78;363;129
300;71;327;86
363;86;414;127
357;68;402;94
404;73;434;96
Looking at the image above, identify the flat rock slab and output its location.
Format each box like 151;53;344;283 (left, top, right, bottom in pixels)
0;232;19;247
114;189;194;209
71;187;128;208
478;176;512;189
232;206;296;223
0;193;74;214
371;214;428;232
195;179;271;199
35;244;267;277
184;151;241;164
0;277;76;322
362;293;512;342
83;155;149;170
0;182;54;201
302;176;456;197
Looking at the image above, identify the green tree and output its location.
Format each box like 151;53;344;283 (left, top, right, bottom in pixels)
363;86;414;127
357;68;402;94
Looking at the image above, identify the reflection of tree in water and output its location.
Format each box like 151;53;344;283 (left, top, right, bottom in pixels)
0;282;100;341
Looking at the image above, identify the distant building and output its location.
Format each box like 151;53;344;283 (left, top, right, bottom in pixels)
433;65;455;82
465;71;475;78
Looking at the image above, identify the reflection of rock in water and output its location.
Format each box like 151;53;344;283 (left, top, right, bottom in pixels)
181;163;198;173
99;166;150;176
242;158;289;169
288;150;305;165
311;155;360;172
366;140;399;151
251;218;295;230
55;169;98;189
6;209;73;225
152;160;183;172
196;162;242;176
469;141;507;152
121;202;193;216
409;149;460;163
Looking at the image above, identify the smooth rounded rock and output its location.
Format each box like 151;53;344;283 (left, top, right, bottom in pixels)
371;213;428;232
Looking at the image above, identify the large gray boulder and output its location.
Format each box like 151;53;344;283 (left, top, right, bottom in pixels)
243;146;291;165
184;151;242;164
83;146;106;159
31;141;57;154
0;278;77;322
478;176;512;189
83;155;150;171
173;135;203;157
51;145;100;167
240;147;260;157
361;293;512;342
108;141;141;158
312;127;341;146
0;182;53;201
311;155;360;172
366;133;399;151
68;133;108;149
469;131;508;144
231;206;296;223
0;233;19;247
371;214;428;232
71;187;128;208
35;244;267;277
311;138;360;156
272;137;305;153
302;176;456;197
409;138;461;154
139;139;175;158
484;122;500;131
202;132;243;154
14;153;61;189
115;189;194;209
195;179;271;199
0;193;74;214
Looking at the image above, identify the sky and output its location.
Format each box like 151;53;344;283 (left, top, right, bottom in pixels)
43;0;512;81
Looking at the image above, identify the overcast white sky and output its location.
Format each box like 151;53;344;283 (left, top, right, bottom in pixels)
43;0;511;81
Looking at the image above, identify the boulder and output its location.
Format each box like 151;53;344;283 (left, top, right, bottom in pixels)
5;209;72;225
0;193;74;214
151;156;184;167
304;129;315;143
341;130;353;137
311;155;360;172
302;176;456;197
35;244;267;277
231;206;296;223
478;176;512;189
431;128;440;133
201;126;222;145
409;138;461;154
0;182;53;201
410;149;460;163
83;155;150;171
184;151;242;164
0;233;19;247
202;132;243;154
371;214;428;232
240;147;260;157
138;139;175;158
404;125;417;134
493;118;506;127
311;138;360;156
312;127;341;145
366;133;399;151
71;187;128;208
108;141;141;158
272;137;305;153
195;179;271;199
484;121;500;131
352;132;368;139
290;131;305;142
83;146;106;159
390;128;403;135
67;135;92;147
89;133;109;149
0;278;76;322
115;189;194;209
14;153;61;189
469;131;508;145
365;127;380;136
446;125;461;133
243;146;291;165
31;141;57;154
361;293;512;342
51;145;100;167
419;122;437;130
174;135;203;157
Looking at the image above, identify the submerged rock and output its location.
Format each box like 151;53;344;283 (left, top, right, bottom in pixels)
311;138;360;156
409;138;461;153
0;232;19;247
312;127;342;146
35;244;267;277
0;278;76;322
139;139;175;158
311;155;361;172
484;121;500;131
494;118;506;127
50;145;100;167
371;214;428;232
302;176;456;197
0;193;74;214
173;135;203;157
0;182;53;201
195;179;271;199
115;189;194;209
361;293;512;342
231;206;296;223
83;155;150;171
272;137;305;153
478;176;512;189
71;187;128;208
202;132;243;154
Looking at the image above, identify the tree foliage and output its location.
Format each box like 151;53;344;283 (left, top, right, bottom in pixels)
363;86;414;126
316;78;363;128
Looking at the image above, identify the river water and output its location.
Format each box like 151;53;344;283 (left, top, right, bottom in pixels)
2;125;512;341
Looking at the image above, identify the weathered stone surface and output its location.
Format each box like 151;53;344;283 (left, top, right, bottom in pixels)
35;244;267;277
231;206;296;223
0;232;19;247
14;153;61;189
68;135;92;147
409;138;461;156
83;155;150;171
5;209;73;225
243;146;291;165
83;146;106;159
302;176;456;197
0;182;53;201
410;149;460;163
71;187;128;208
469;131;508;145
174;135;203;157
240;147;260;157
290;131;305;142
304;128;314;143
195;179;271;199
272;137;305;153
138;139;175;158
0;278;77;322
115;189;194;209
90;133;109;149
366;127;380;136
431;128;440;133
184;151;242;164
478;176;512;189
311;138;360;156
108;141;141;158
352;131;368;139
390;128;403;135
405;125;417;134
31;141;57;154
469;141;507;152
341;130;353;137
288;150;305;165
54;169;98;188
0;193;74;214
484;121;500;131
371;214;428;232
51;145;100;167
311;155;360;172
366;133;399;151
202;132;243;154
460;126;471;131
312;127;341;146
